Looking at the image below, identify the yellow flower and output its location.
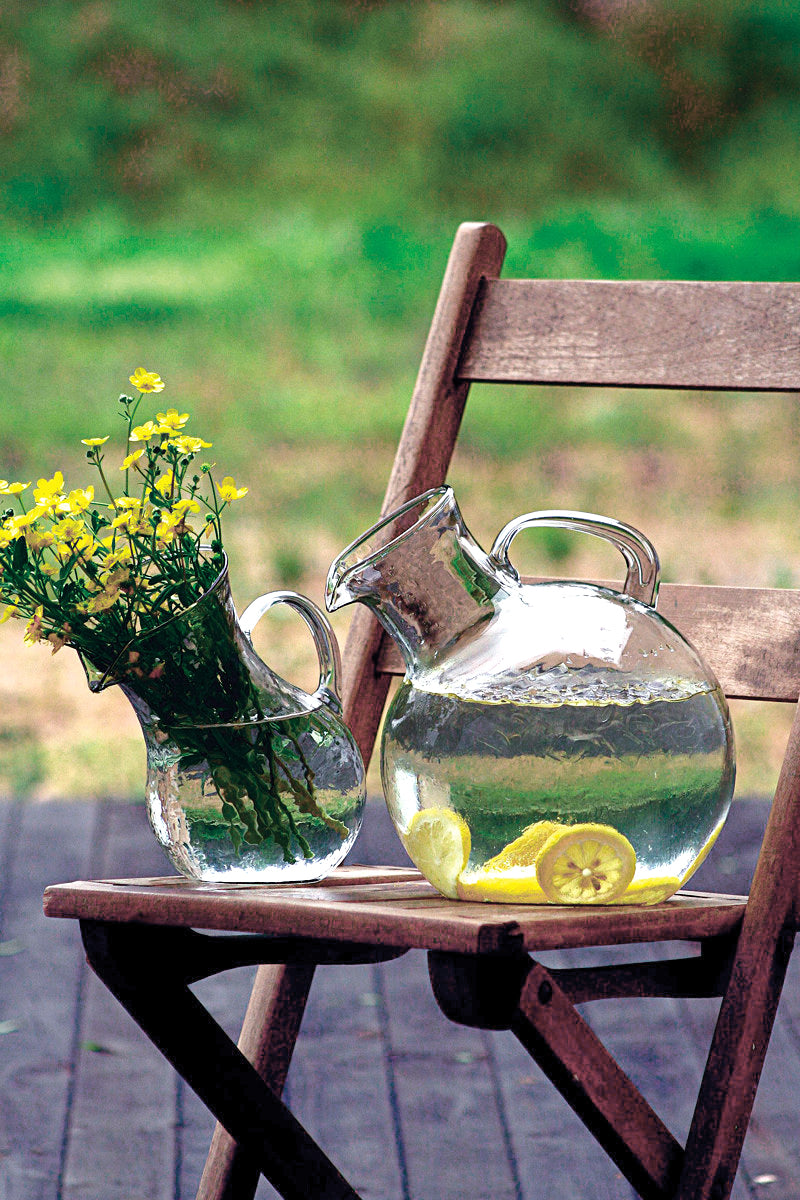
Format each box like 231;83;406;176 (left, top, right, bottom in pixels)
33;474;67;515
120;449;144;470
129;421;159;442
9;509;43;530
47;622;71;654
68;486;94;513
156;408;189;431
0;526;20;547
102;544;133;568
154;470;174;497
129;368;165;394
82;588;120;614
0;480;30;495
155;511;182;543
218;476;248;501
80;436;110;448
0;603;18;624
34;471;65;504
172;497;200;514
111;507;149;535
52;517;86;542
170;434;212;454
113;496;142;509
24;527;55;551
23;605;45;645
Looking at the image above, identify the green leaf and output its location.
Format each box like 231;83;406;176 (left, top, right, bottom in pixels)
11;536;27;572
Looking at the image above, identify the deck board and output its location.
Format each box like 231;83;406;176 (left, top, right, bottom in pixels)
60;802;177;1200
2;796;798;1199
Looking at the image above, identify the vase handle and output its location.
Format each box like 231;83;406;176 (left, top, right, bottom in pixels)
239;590;344;710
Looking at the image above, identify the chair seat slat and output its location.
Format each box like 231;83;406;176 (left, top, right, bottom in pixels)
459;278;800;391
43;873;747;955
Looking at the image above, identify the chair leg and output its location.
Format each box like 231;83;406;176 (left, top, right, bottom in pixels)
196;962;316;1200
428;950;683;1200
678;704;800;1199
676;923;795;1200
81;920;361;1200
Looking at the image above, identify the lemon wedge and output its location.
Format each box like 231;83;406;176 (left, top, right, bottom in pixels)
535;822;636;905
457;868;548;904
404;808;471;899
680;819;725;887
482;820;564;872
616;876;681;905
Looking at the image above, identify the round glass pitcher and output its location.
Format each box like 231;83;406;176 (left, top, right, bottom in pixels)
327;486;735;906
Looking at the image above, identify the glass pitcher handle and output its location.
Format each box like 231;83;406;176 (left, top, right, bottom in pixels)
239;590;344;710
489;510;660;606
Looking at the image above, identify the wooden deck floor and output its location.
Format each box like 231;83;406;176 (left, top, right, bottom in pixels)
0;795;798;1200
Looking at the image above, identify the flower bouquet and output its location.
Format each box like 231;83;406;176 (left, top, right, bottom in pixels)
0;371;365;882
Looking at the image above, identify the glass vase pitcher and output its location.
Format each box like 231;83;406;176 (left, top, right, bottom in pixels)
81;559;366;884
327;486;735;906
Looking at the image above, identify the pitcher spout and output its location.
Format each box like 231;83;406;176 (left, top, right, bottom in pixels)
326;486;504;672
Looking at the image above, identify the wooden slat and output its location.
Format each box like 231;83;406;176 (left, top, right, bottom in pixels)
459;278;800;390
43;873;747;955
375;581;800;702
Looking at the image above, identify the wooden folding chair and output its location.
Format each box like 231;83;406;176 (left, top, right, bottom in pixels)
44;222;800;1200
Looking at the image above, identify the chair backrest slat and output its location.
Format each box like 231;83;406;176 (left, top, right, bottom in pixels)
459;279;800;390
375;581;800;703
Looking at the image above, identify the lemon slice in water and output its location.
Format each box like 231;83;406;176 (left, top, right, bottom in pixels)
457;869;548;904
404;808;471;899
536;822;636;905
617;876;681;905
482;820;564;872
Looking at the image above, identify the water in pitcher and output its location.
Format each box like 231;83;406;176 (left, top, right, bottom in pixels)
382;669;735;888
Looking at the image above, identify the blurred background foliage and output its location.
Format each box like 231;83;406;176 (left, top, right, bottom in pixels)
1;0;800;797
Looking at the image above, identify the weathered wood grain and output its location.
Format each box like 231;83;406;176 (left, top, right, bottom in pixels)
378;947;522;1200
8;796;799;1199
487;986;639;1200
459;278;800;390
376;580;800;702
44;870;748;956
513;962;683;1200
285;960;408;1200
0;802;96;1200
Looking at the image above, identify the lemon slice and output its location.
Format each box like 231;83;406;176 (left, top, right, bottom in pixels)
616;876;681;905
404;808;471;899
457;868;548;904
680;818;725;887
482;820;564;872
535;822;636;905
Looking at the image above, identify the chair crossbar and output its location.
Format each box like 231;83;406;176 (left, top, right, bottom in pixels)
376;580;800;702
458;278;800;390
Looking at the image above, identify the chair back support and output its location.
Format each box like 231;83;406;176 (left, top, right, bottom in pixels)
340;221;800;926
